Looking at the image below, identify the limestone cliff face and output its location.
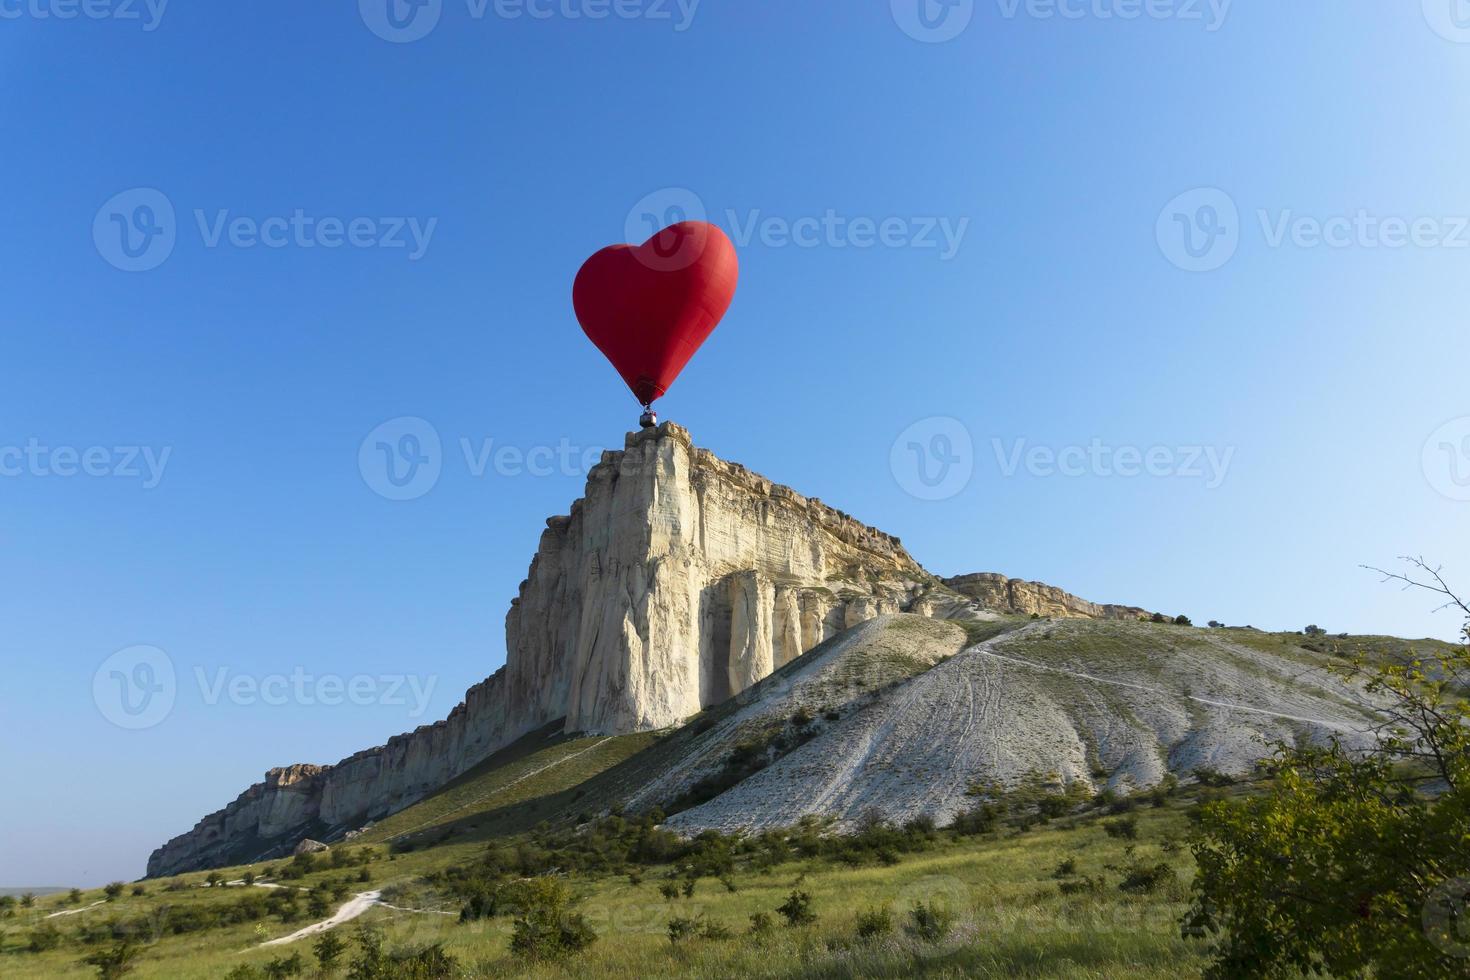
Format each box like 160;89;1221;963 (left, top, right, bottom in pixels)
513;423;928;738
146;424;931;877
944;572;1152;621
147;425;1157;877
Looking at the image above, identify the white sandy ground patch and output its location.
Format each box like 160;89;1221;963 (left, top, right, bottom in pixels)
624;616;970;813
45;900;105;918
663;615;1386;835
242;881;457;949
257;890;382;947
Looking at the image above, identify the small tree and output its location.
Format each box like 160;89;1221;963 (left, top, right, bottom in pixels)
1174;614;1192;626
776;890;816;926
29;923;62;952
508;877;597;960
205;872;222;888
855;905;893;938
20;891;36;908
347;924;387;978
905;899;955;943
1304;624;1326;636
81;942;141;980
67;887;83;904
103;882;124;901
262;952;304;979
1187;557;1470;979
313;930;346;972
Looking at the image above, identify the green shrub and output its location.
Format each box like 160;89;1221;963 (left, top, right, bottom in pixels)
457;875;518;922
1118;861;1175;894
507;877;597;961
950;804;1000;836
905;899;955;943
262;952;304;978
82;941;142;979
776;890;816;927
103;882;125;900
1103;816;1139;839
313;930;347;970
855;905;893;939
748;912;774;935
668;913;732;942
1193;767;1235;787
29;923;63;952
1058;875;1106;895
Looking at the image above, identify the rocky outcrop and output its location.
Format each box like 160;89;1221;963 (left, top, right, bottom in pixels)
146;424;934;877
664;616;1381;836
147;424;1163;877
943;572;1152;621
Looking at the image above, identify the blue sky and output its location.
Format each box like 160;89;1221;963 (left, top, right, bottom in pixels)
3;2;1469;886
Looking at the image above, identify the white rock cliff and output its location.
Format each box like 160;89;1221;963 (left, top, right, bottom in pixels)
146;424;1141;876
150;425;927;875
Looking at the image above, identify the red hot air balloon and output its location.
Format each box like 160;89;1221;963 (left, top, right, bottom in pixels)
573;221;738;426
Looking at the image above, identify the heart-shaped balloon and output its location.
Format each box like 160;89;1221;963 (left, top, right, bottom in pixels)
573;221;739;406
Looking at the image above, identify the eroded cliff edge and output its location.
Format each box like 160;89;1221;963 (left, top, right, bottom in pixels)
146;423;1146;877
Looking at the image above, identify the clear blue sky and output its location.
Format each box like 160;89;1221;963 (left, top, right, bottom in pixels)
3;3;1468;886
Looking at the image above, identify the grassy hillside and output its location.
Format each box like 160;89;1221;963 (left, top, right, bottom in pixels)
0;789;1219;979
6;616;1443;978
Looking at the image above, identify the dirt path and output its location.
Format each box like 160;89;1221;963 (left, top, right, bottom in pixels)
45;900;104;919
972;648;1364;731
386;736;616;842
258;890;382;947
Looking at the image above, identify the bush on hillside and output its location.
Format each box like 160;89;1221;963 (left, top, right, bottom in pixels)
507;877;597;961
776;890;816;927
855;905;893;939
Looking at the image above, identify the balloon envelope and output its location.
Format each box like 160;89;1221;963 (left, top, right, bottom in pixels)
573;221;739;406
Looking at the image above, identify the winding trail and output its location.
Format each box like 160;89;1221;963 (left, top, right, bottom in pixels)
386;735;616;842
970;647;1366;732
45;900;105;919
258;890;382;947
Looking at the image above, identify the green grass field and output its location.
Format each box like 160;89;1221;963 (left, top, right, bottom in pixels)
9;617;1426;979
0;790;1216;979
